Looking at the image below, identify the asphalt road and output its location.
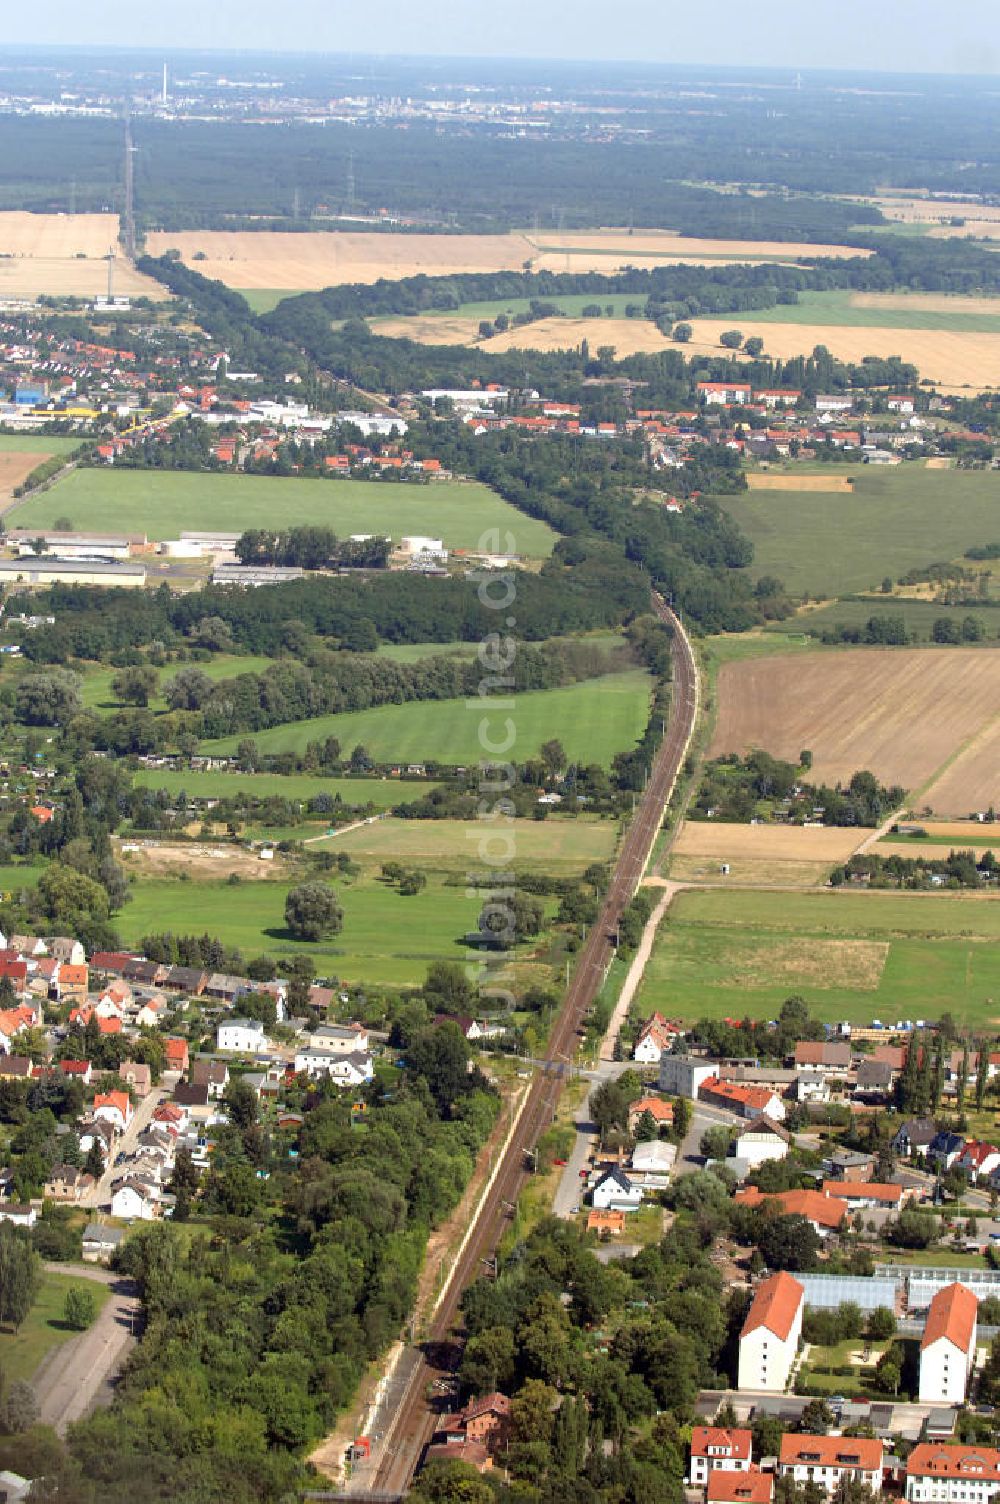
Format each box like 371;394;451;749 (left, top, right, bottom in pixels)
354;598;700;1496
82;1085;169;1210
34;1264;141;1435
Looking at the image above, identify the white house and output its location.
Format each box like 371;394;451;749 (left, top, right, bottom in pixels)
659;1054;717;1099
111;1180;159;1222
689;1427;752;1487
779;1436;883;1494
294;1045;373;1085
591;1168;643;1212
737;1270;804;1393
728;1116;791;1168
905;1444;1000;1504
217;1018;266;1053
0;1204;37;1228
92;1091;133;1133
919;1282;978;1405
310;1023;370;1055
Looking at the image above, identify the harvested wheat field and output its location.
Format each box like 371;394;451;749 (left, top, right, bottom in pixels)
684;319;1000;391
868;195;1000;224
0;213;164;300
747;474;854;493
922;716;1000;817
671;820;865;888
710;647;1000;798
144;228;870;292
0;453;47;504
851;291;1000;316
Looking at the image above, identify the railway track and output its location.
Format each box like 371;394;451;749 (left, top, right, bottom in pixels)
356;596;699;1496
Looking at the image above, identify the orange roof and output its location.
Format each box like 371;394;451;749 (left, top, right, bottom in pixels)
98;1016;122;1035
821;1179;901;1204
741;1270;804;1342
907;1445;1000;1482
59;964;88;986
630;1096;674;1122
737;1187;847;1230
708;1474;773;1504
29;806;53;822
922;1281;978;1353
780;1436;882;1471
94;1090;130;1118
691;1428;752;1463
164;1037;188;1064
587;1209;625;1233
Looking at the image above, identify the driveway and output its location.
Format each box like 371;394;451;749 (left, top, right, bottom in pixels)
33;1264;141;1434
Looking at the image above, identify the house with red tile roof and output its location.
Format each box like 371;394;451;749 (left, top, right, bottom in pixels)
627;1096;674;1132
708;1475;773;1504
738;1271;804;1392
736;1186;848;1234
906;1445;1000;1504
163;1037;189;1073
919;1282;978;1404
700;1077;786;1122
93;1090;133;1132
689;1428;752;1487
779;1435;882;1493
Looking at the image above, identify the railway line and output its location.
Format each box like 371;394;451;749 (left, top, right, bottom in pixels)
353;595;699;1497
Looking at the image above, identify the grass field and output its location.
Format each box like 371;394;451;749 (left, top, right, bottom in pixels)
0;434;82;456
313;814;618;869
131;769;438;807
0;1272;111;1384
203;669;653;766
118;870;556;987
781;598;1000;643
10;470;557;556
718;468;1000;596
637;887;1000;1026
80;654;277;712
729;289;1000;333
376;641;479;663
709;646;1000;802
240;290;296;314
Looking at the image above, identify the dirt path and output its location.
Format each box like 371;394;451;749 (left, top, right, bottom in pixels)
33;1271;141;1435
599;881;686;1061
852;806;909;856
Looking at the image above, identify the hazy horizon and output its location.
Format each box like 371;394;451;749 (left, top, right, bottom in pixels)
2;0;998;77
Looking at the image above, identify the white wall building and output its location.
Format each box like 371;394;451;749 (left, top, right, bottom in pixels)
737;1270;804;1393
919;1282;978;1405
728;1116;791;1168
779;1436;883;1494
906;1445;1000;1504
689;1427;752;1488
658;1054;717;1100
216;1018;266;1053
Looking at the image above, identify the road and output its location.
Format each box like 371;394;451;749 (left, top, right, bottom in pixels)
34;1264;141;1435
599;881;682;1063
352;596;699;1496
82;1086;169;1209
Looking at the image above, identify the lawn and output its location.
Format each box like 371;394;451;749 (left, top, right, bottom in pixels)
202;669;654;767
117;871;553;987
719;468;1000;597
314;814;618;870
0;861;42;895
10;470;558;557
376;641;479;663
636;887;1000;1027
372;293;645;329
778;597;1000;643
80;654;277;712
736;288;1000;333
241;290;296;314
131;769;438;807
0;434;83;455
0;1272;111;1384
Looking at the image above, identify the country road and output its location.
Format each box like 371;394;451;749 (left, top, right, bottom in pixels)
349;595;700;1497
33;1265;141;1435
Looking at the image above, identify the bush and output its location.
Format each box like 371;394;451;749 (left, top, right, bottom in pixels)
63;1286;95;1331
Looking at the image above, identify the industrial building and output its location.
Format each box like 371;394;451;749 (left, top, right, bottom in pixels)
0;559;147;588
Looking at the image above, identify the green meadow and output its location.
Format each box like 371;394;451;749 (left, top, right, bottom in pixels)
131;769;437;807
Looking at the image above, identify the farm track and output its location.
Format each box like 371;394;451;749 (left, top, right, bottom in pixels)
354;597;698;1498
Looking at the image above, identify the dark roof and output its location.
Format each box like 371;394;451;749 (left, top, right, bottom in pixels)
173;1082;209;1107
856;1060;893;1088
124;959;164;984
597;1167;633;1191
897;1117;937;1144
165;965;208;993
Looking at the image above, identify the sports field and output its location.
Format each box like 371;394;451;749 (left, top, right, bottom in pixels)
0;213;165;300
314;814;617;869
202;669;653;766
131;769;437;807
10;469;557;556
637;887;1000;1026
709;646;1000;805
718;468;1000;596
145;228;868;292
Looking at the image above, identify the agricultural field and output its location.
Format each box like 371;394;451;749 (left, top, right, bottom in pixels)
131;769;437;807
202;669;653;767
117;862;568;989
0;213;165;300
724;288;1000;333
0;432;82;509
782;597;1000;644
719;467;1000;596
313;814;618;870
746;473;854;493
636;887;1000;1026
144;227;869;293
709;646;1000;806
9;469;557;556
669;821;866;888
0;1271;111;1384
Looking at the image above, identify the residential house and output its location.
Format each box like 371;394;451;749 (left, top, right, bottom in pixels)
93;1090;133;1133
192;1060;230;1099
778;1436;883;1494
793;1041;852;1075
627;1096;674;1133
123;959;167;988
0;1205;36;1228
929;1132;966;1172
894;1119;937;1158
587;1209;625;1236
173;1082;211;1123
59;1059;93;1086
855;1061;894;1096
217;1018;266;1053
78;1118;115;1165
736;1187;847;1236
633;1012;678;1064
822;1149;876;1182
728;1116;791;1168
0;1005;33;1052
591;1168;643;1212
163;1037;189;1074
111;1178;159;1221
659;1055;718;1099
309;1022;370;1055
820;1181;907;1211
957;1141;1000;1183
446;1393;510;1448
873;1044;908;1073
708;1475;773;1504
697;381;751;405
55;963;88;1002
136;996;170;1029
688;1427;752;1487
43;1165;95;1202
82;1222;125;1263
905;1445;1000;1504
737;1270;805;1392
0;1055;31;1080
294;1041;373;1084
119;1061;152;1098
919;1283;978;1405
45;936;85;965
700;1078;787;1122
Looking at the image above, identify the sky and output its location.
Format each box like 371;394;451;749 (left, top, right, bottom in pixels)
3;0;998;76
